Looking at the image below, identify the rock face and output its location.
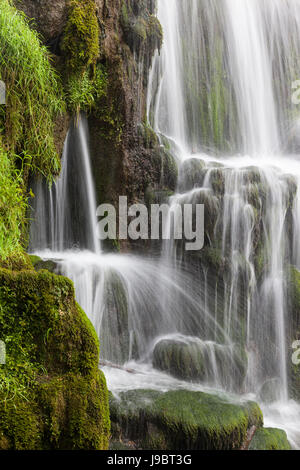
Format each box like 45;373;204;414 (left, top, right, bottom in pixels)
14;0;68;42
14;0;176;216
0;266;110;449
110;389;263;450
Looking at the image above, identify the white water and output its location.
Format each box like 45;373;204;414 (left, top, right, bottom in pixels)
29;0;300;449
30;116;100;254
146;0;300;447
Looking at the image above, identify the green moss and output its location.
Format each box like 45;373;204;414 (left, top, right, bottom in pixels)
28;254;42;267
288;266;300;400
65;65;108;115
36;370;110;450
0;0;64;179
153;339;248;393
110;389;263;450
0;395;43;450
100;271;129;364
61;0;99;74
147;15;163;53
249;428;291;450
153;339;206;382
0;146;27;260
121;2;163;57
0;267;110;449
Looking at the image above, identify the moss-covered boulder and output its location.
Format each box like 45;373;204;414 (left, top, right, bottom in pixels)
287;266;300;401
249;428;291;450
0;267;110;449
99;270;130;365
152;338;248;393
29;255;59;275
152;338;205;382
110;389;263;450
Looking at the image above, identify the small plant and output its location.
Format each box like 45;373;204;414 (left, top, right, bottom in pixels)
65;65;108;115
0;145;27;260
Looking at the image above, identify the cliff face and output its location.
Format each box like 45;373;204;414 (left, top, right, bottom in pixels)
14;0;177;213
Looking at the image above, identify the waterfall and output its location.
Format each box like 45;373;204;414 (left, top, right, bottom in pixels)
29;0;300;449
30;115;100;254
148;0;300;155
146;0;300;444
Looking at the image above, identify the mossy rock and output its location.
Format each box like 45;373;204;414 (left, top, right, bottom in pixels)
31;258;60;274
100;270;130;364
249;428;291;450
179;158;206;192
121;2;163;55
287;266;300;400
110;389;263;450
152;338;206;382
152;338;248;392
0;267;110;449
138;123;159;149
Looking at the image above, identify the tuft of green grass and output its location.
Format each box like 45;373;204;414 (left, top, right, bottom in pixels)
0;144;26;260
0;0;65;179
65;65;108;115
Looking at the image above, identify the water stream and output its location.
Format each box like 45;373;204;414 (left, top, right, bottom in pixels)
29;0;300;449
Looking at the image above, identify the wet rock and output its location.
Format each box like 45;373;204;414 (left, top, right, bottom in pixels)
249;427;291;450
14;0;68;42
287;266;300;401
152;337;248;392
152;338;206;382
100;270;130;365
110;388;263;450
179;158;206;192
30;256;60;275
258;378;283;403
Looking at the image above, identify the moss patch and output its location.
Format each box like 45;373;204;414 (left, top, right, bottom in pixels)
249;428;291;450
61;0;99;74
110;389;263;450
288;266;300;401
0;267;110;449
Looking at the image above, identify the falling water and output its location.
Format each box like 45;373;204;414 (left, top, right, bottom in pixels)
148;0;300;155
146;0;300;445
30;115;100;254
29;0;300;449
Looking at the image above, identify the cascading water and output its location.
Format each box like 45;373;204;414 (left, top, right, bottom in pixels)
29;0;300;449
146;0;300;447
30;116;100;254
30;116;230;373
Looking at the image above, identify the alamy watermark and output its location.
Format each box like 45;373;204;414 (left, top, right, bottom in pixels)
96;197;204;251
292;340;300;366
0;340;6;365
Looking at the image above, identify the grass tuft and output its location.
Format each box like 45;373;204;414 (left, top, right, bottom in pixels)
0;0;65;179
